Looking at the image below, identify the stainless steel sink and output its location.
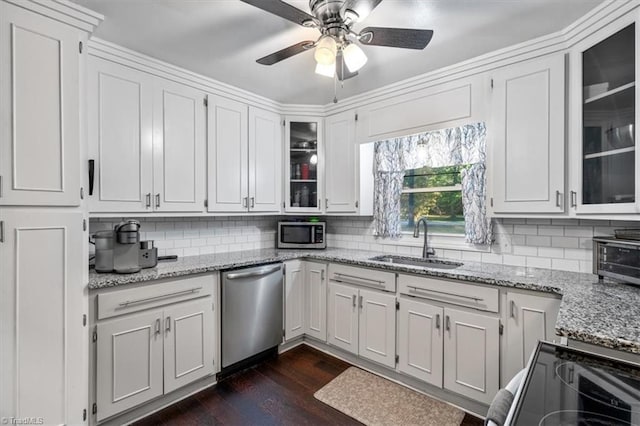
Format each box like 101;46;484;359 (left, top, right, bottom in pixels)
369;255;463;269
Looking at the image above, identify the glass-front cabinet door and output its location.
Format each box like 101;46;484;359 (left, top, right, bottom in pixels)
572;18;639;214
284;116;323;212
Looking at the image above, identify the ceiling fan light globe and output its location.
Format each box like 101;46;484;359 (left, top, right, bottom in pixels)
315;62;335;78
343;43;367;72
314;36;337;65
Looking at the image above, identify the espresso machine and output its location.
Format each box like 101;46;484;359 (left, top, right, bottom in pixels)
94;220;157;274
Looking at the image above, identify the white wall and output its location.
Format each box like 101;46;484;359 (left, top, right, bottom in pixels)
325;217;635;273
89;217;277;257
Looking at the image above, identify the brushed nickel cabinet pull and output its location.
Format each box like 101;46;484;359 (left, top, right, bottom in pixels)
352;294;356;307
556;190;562;207
146;193;151;208
155;319;161;336
250;197;255;208
155;193;160;208
570;191;577;208
165;316;171;332
358;295;363;309
243;197;247;208
0;221;4;243
510;300;516;318
435;314;441;329
321;269;325;281
445;315;451;331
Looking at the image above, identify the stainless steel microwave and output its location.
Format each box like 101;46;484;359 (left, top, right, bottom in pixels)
277;221;326;249
593;237;640;285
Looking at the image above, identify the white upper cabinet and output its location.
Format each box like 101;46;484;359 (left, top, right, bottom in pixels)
88;58;205;213
325;111;358;213
285;116;323;213
0;2;81;206
569;16;639;214
207;94;248;212
87;57;153;213
490;54;566;214
248;106;282;213
207;98;281;213
152;78;206;212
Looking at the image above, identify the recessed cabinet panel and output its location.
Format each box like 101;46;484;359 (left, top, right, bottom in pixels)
207;95;248;212
88;57;153;212
164;299;215;393
491;54;565;213
96;311;164;421
0;210;84;423
153;80;205;212
398;298;443;387
358;288;396;368
304;262;327;341
249;107;282;212
284;260;305;340
443;308;499;405
0;4;80;206
325;111;357;213
327;282;359;354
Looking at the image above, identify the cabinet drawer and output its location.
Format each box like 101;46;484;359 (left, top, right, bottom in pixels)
328;263;396;292
398;274;498;313
97;274;215;320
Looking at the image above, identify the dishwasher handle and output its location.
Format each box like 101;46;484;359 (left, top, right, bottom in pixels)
226;264;282;280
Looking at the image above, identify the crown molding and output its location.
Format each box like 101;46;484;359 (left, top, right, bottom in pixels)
4;0;103;32
322;0;638;116
88;37;283;113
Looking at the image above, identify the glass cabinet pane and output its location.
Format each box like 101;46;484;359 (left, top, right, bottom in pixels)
582;24;635;205
289;121;318;209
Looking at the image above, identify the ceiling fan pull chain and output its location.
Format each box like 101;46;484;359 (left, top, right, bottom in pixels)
333;68;338;103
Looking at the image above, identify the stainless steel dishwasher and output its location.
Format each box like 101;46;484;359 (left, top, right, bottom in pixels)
221;263;284;370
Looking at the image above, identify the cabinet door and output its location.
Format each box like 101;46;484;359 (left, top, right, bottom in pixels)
571;20;639;214
96;310;163;422
504;292;560;384
284;116;324;213
398;298;443;387
327;282;359;354
207;94;248;212
0;210;85;424
325;111;358;213
443;308;499;405
304;262;327;341
163;298;215;393
153;78;205;212
358;288;396;368
0;3;80;206
491;54;565;213
284;260;305;340
248;107;282;213
87;56;154;213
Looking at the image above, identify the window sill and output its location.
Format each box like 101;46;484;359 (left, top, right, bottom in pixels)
376;233;491;253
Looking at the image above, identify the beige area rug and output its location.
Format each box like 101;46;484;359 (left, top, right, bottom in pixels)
314;367;465;426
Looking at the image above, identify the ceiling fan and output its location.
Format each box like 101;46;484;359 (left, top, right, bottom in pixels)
240;0;434;81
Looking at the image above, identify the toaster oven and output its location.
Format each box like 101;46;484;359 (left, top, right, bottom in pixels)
593;237;640;285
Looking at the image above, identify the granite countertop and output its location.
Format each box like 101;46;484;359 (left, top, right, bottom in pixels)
88;248;640;355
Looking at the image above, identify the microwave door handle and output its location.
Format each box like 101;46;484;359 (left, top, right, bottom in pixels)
311;226;315;244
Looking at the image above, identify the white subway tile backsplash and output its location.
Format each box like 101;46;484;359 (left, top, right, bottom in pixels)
513;245;537;256
526;257;551;269
513;225;538;235
551;236;579;248
525;235;551;247
503;254;526;267
564;227;593;238
537;226;564;236
552;258;580;272
538;247;564;258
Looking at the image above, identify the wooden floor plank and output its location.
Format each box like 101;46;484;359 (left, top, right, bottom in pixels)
133;344;484;426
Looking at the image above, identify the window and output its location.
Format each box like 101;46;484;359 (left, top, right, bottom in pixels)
400;164;467;235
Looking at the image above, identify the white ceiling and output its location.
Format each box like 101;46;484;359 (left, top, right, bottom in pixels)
72;0;604;105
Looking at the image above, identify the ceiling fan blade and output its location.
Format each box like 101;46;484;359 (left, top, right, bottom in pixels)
336;51;358;81
240;0;316;26
342;0;383;22
358;27;434;49
256;41;315;65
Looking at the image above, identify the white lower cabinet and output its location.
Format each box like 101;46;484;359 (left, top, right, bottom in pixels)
503;291;561;384
443;307;500;405
304;261;327;341
285;260;328;342
327;281;397;368
93;276;216;422
284;260;305;341
397;274;500;405
398;297;443;387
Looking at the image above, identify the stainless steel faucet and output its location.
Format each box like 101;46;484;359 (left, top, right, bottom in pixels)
413;217;436;258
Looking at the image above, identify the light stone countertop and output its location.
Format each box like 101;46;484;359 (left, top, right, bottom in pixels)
88;248;640;354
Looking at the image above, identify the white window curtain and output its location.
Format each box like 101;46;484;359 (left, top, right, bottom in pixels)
373;122;492;244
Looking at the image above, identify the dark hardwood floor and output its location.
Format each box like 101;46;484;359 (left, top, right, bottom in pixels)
134;344;484;426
